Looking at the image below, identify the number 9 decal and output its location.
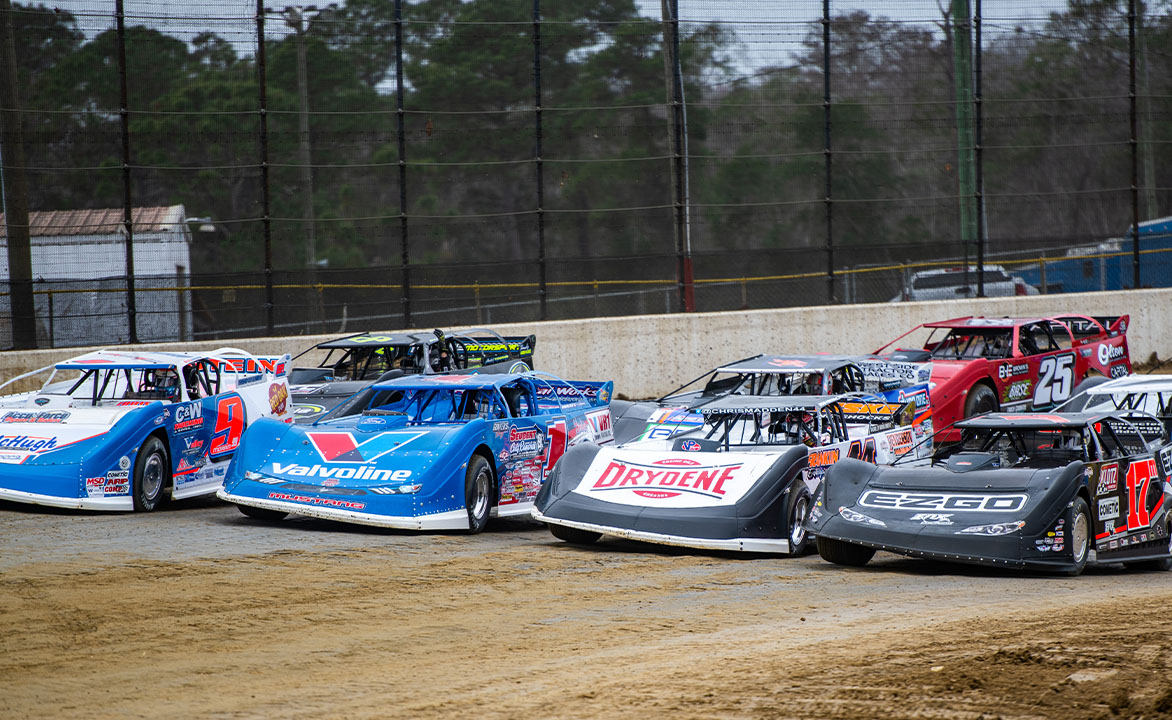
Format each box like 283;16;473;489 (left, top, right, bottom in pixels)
210;395;246;458
1034;353;1075;406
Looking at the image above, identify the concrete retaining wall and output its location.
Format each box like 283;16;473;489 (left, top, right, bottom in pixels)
2;289;1167;399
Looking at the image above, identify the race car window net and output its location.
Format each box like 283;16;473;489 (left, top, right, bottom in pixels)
702;410;828;449
927;329;1013;360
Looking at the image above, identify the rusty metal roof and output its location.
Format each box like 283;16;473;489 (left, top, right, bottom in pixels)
0;206;185;238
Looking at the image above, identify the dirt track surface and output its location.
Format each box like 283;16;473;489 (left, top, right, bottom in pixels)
4;497;1172;720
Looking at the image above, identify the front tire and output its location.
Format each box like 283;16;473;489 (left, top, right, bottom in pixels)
132;436;170;512
549;523;602;545
816;536;875;567
464;455;493;534
964;383;998;418
237;504;288;522
1064;497;1091;576
787;488;813;556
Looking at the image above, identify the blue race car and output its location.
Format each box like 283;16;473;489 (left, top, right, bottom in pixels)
0;348;292;511
218;372;614;531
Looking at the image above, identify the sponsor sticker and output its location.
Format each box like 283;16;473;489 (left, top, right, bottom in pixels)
1097;497;1120;521
1096;463;1119;495
1;410;70;423
269;383;289;415
1097;343;1125;366
173;402;204;432
998;362;1029;380
575;451;777;508
858;490;1028;512
910;513;954;525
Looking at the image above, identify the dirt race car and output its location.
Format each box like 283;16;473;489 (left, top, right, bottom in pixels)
289;328;535;423
218;372;613;531
533;393;928;555
808;410;1172;575
610;355;933;445
0;349;292;511
871;315;1130;442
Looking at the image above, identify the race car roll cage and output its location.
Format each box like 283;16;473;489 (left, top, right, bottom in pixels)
658;355;869;407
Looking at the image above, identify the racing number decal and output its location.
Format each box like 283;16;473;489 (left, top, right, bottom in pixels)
847;438;877;463
1034;353;1075;406
542;418;567;480
209;396;245;458
1126;458;1159;530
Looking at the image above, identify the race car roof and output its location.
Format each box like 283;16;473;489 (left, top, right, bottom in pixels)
1085;375;1172;395
56;349;198;370
714;355;859;374
698;395;844;415
311;328;522;350
370;373;528;391
923;316;1052;329
955;411;1130;429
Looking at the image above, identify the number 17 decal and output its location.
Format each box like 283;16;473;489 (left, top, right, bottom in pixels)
1126;458;1159;530
210;395;246;458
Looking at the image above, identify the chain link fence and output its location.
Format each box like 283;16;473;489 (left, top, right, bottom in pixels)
1;0;1169;349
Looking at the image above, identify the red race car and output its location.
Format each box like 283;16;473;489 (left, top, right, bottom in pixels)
870;315;1130;441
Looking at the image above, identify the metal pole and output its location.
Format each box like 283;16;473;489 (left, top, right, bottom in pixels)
823;0;834;304
950;0;976;293
115;0;137;343
257;0;274;335
662;0;693;312
0;0;36;349
284;7;317;268
394;0;411;326
533;0;547;320
974;0;984;296
1128;0;1141;289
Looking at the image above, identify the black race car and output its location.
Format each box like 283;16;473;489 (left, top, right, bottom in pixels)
807;411;1172;575
610;355;931;445
288;328;535;422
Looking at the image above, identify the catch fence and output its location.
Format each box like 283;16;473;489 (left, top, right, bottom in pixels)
1;0;1169;348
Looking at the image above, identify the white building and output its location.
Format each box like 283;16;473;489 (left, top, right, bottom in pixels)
0;205;193;347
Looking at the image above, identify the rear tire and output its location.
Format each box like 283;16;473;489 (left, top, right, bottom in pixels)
964;384;998;418
132;436;169;512
464;455;493;534
816;536;875;567
237;504;288;522
549;523;602;545
787;488;813;556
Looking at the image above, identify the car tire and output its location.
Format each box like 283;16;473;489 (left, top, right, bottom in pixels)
464;455;493;534
548;523;602;545
132;436;170;512
964;384;998;418
237;504;288;522
816;536;875;567
787;488;813;556
1064;497;1091;576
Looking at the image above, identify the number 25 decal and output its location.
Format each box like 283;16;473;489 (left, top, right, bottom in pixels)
210;395;245;458
1034;353;1075;406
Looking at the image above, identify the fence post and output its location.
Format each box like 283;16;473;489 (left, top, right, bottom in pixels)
661;0;693;313
394;0;412;327
533;0;547;320
1128;0;1141;289
257;0;275;335
115;0;138;343
0;0;36;349
974;0;985;297
822;0;835;304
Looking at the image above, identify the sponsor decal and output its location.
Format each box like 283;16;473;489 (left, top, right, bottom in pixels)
1110;364;1129;379
586;410;614;444
117;400;152;407
266;491;366;510
1097;497;1120;521
679;439;702;452
1;410;70;423
0;434;58;452
910;513;954;525
858;490;1028;512
897;387;931;410
998;362;1030;380
1096;463;1119;495
305;430;423;464
293;404;326;417
1097;343;1125;366
807;448;841;467
506;425;545;458
1004;381;1032;402
173;402;204;432
767;358;808;368
269;383;289;415
34;397;50;406
888;429;914;456
119;455;131;470
269;462;414;483
1159;446;1172;478
493;421;509;437
590;457;738;499
860;361;923;382
216;356;287;376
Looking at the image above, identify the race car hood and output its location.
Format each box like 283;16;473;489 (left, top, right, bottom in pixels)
0;404;162;466
808;458;1086;569
290;380;372;423
535;443;807;542
226;414;468;491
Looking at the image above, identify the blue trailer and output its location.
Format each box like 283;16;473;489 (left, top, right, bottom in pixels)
1014;216;1172;294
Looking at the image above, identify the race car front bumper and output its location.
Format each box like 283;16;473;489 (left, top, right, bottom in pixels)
217;487;471;530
